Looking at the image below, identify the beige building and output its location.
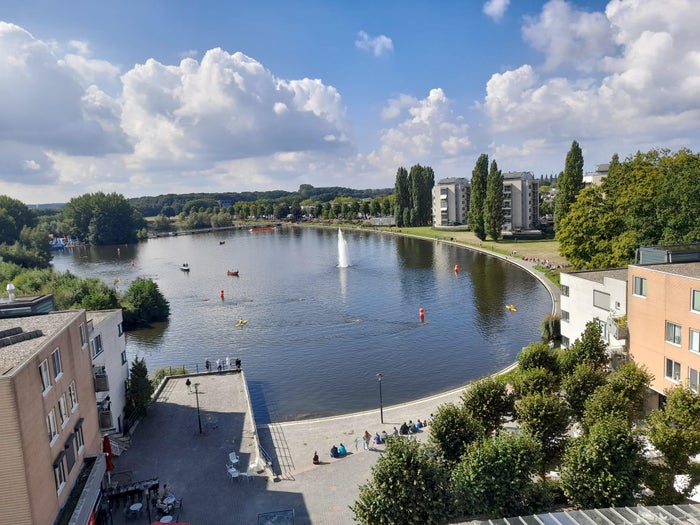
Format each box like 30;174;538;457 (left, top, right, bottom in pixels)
0;309;101;525
432;177;470;226
502;171;540;232
627;262;700;406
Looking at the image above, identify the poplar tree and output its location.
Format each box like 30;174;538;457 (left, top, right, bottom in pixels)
554;140;584;232
484;159;504;240
468;154;488;240
394;167;410;227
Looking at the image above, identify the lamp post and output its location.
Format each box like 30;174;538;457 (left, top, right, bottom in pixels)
377;373;384;424
194;383;202;434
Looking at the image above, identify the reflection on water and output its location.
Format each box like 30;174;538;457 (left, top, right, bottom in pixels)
52;228;551;422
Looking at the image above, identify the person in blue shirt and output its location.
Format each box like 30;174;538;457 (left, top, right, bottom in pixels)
338;443;347;456
330;445;339;458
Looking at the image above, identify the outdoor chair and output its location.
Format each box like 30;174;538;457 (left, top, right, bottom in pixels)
228;451;239;464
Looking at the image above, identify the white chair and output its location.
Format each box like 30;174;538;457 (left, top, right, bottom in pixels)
227;466;239;481
228;452;239;464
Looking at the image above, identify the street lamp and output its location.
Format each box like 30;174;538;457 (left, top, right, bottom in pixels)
194;383;202;434
376;373;384;424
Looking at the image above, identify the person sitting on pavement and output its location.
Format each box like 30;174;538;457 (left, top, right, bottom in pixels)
338;443;347;456
392;426;399;437
381;429;389;442
313;451;320;465
330;445;339;458
408;420;417;434
399;422;409;435
416;419;424;430
373;432;383;445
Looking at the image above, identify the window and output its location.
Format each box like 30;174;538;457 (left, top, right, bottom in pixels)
666;322;682;345
690;367;699;393
39;360;51;393
75;420;85;453
47;409;59;443
633;276;647;297
51;349;62;379
561;284;569;297
598;318;608;340
693;290;700;312
691;329;700;354
593;290;611;311
90;334;103;358
561;310;570;322
79;322;87;346
58;395;69;426
68;381;78;411
665;358;681;382
64;435;76;473
561;336;570;348
121;350;127;365
53;455;66;493
118;322;124;337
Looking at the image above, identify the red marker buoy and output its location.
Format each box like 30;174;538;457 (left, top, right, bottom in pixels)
419;308;425;322
220;289;225;300
454;264;459;273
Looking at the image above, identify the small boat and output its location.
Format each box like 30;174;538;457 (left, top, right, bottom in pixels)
180;263;190;272
235;319;248;327
505;304;517;312
219;241;226;245
249;226;276;233
227;270;239;277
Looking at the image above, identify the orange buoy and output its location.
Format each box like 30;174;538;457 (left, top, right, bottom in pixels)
419;308;425;322
454;264;459;273
220;289;225;300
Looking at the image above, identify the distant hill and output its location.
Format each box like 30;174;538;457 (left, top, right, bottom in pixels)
127;185;394;217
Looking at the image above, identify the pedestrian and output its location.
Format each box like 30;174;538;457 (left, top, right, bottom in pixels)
216;359;222;373
363;430;371;450
205;358;210;371
185;378;191;393
226;356;231;369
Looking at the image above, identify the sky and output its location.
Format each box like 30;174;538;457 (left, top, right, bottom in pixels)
1;0;700;204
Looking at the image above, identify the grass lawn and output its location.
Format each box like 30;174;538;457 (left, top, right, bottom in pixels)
391;226;568;268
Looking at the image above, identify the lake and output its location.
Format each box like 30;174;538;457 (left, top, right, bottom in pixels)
50;227;551;422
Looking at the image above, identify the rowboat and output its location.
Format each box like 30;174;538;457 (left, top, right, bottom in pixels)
249;227;276;233
227;270;239;276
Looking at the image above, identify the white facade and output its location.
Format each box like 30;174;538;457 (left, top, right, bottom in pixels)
86;309;128;435
560;268;628;354
432;177;470;226
502;172;540;231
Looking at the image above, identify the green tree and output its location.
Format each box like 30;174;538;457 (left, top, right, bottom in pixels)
561;416;644;509
62;192;143;244
408;164;435;226
558;320;609;373
121;278;170;329
484;159;504;240
510;367;560;398
351;437;451;525
461;376;513;435
468;154;488;240
554;140;584;232
518;342;560;376
394;167;410;227
451;432;544;519
581;385;633;431
561;363;607;420
126;357;154;418
0;196;36;244
516;392;572;461
606;361;653;422
541;314;560;343
428;403;483;465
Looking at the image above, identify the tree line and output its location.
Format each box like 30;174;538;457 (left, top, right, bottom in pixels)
352;320;700;523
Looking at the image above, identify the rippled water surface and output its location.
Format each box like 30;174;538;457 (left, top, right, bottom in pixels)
51;228;551;422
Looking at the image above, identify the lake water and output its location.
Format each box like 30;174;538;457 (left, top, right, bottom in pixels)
50;227;551;422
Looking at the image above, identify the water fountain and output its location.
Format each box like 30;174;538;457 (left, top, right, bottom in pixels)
337;229;350;268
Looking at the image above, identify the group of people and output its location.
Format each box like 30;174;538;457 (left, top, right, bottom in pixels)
318;415;435;464
204;356;242;372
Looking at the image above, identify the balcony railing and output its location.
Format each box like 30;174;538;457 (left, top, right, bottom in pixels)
94;373;109;392
99;409;113;429
608;316;629;340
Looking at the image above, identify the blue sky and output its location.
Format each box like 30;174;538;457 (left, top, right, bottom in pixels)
1;0;699;203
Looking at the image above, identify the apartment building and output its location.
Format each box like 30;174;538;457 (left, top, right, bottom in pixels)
559;268;628;355
627;262;700;406
502;171;540;232
0;309;101;525
87;309;128;435
432;177;470;226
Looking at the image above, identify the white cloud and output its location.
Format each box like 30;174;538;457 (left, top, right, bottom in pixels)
483;0;510;22
522;0;614;72
355;31;394;57
22;159;40;170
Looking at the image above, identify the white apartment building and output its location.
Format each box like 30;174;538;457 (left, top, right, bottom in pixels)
87;309;128;435
432;177;470;226
502;171;540;231
559;268;628;355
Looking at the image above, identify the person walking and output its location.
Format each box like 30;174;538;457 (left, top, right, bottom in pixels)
185;378;192;393
363;430;371;450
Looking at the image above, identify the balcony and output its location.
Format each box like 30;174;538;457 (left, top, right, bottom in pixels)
99;409;113;430
608;316;629;340
94;367;109;392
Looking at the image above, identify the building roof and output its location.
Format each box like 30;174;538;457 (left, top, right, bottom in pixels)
436;177;468;185
503;171;534;180
86;309;121;326
630;261;700;280
0;310;83;377
563;267;628;284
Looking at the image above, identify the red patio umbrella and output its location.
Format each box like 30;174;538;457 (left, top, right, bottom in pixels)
103;435;115;484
